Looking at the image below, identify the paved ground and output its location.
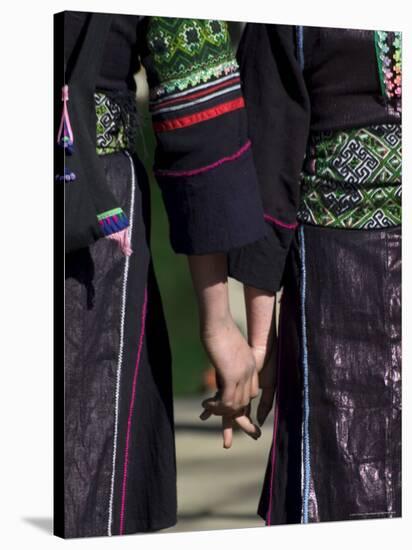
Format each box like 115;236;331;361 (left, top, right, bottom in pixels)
165;397;274;533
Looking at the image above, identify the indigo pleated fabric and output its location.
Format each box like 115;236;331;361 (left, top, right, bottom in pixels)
258;224;401;524
65;150;177;538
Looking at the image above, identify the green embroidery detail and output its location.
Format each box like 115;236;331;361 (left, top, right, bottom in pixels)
95;92;128;155
146;18;238;97
374;30;402;115
151;60;239;98
297;125;402;229
374;31;387;97
97;207;124;221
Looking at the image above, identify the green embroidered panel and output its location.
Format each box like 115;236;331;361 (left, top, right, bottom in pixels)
297;125;402;229
95;92;128;155
146;18;238;96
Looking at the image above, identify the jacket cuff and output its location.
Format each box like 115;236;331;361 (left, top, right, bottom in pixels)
227;222;297;292
155;142;267;255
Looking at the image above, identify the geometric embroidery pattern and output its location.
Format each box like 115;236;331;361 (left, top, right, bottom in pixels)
95;92;128;155
146;18;239;99
297;125;402;229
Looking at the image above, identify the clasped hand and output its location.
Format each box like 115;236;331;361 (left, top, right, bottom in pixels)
199;313;276;449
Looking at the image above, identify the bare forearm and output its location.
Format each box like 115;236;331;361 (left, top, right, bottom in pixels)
187;253;231;332
244;285;276;356
188;254;259;420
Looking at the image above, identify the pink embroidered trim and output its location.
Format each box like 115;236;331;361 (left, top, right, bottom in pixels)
119;287;148;535
154;140;251;178
264;214;298;230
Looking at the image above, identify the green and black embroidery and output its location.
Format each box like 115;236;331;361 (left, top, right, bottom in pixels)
94;91;140;156
297;125;402;229
95;92;128;155
146;18;239;98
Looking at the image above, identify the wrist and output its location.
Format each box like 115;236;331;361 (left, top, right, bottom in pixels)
244;284;277;349
200;309;233;340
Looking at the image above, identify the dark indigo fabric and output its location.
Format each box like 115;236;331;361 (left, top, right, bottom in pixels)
64;151;177;538
302;27;401;131
227;24;402;292
157;146;266;254
227;24;310;291
258;224;401;524
59;11;266;256
63;12;141;92
57;13;123;253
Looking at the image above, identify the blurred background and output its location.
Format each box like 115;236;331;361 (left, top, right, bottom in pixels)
134;21;276;533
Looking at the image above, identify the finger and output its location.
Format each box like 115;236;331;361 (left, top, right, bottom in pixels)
202;385;239;416
249;370;259;403
234;414;261;440
244;373;259;409
222;416;233;449
250;370;260;399
201;395;227;416
242;381;251;410
251;345;266;372
233;382;246;411
221;382;238;412
202;401;230;416
199;408;212;421
201;395;219;409
257;386;276;427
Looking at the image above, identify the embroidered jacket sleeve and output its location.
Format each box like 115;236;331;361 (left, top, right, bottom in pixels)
139;17;267;254
57;12;133;255
227;24;311;292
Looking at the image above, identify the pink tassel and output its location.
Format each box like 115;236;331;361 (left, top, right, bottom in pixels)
57;84;74;149
106;228;133;256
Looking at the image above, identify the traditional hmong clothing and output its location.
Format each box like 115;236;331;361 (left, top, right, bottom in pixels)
228;25;402;524
55;12;266;539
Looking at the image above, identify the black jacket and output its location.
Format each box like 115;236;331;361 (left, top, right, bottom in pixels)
55;11;267;255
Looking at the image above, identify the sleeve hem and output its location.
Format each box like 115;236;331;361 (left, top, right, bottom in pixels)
227;223;297;293
156;145;267;255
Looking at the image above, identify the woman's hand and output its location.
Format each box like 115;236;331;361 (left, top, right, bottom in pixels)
198;310;264;449
186;252;277;446
251;341;277;428
200;340;276;449
187;253;260;417
245;286;277;427
200;314;260;416
200;285;278;448
201;402;262;449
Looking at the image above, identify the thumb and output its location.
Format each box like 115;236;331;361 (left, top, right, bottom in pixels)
250;344;267;372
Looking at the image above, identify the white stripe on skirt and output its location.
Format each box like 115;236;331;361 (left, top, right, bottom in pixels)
107;150;136;536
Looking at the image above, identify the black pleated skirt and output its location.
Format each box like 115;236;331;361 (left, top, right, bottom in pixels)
64;150;177;538
258;223;401;524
